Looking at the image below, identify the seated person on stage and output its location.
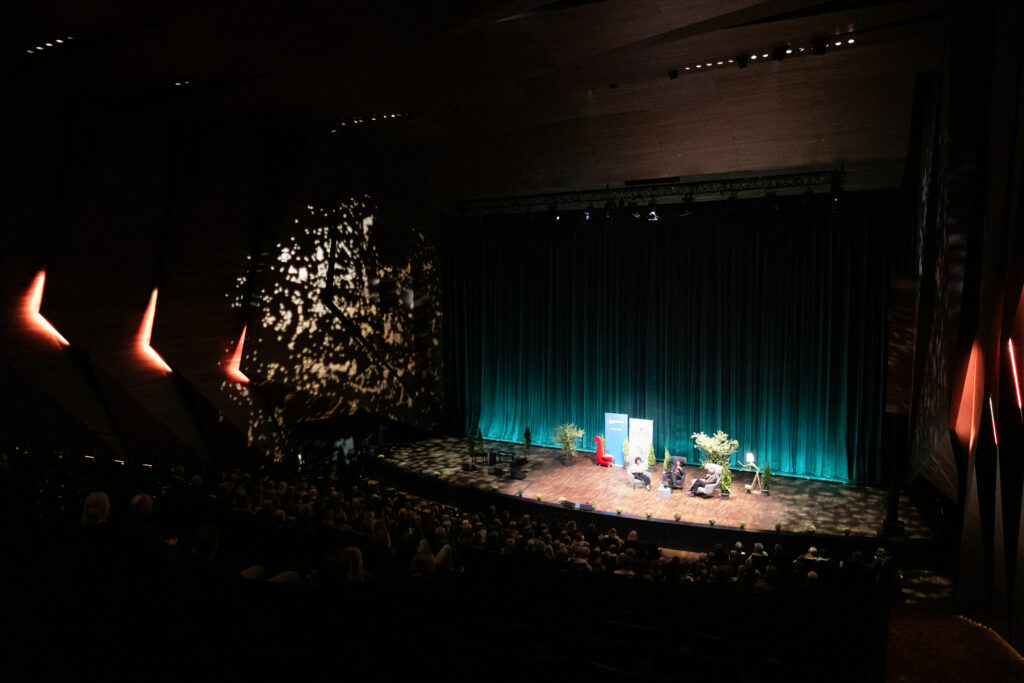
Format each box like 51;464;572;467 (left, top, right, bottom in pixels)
687;465;720;497
664;456;687;488
629;456;651;491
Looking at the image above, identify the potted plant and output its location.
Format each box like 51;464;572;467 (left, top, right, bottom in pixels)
739;521;747;530
647;443;656;471
462;429;477;471
616;507;623;515
622;439;630;464
553;423;585;465
645;510;653;519
691;430;739;467
761;463;772;496
719;466;732;500
674;513;681;522
692;430;738;499
663;448;672;474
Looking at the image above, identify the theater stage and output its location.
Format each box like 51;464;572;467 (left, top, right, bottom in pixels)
386;437;933;539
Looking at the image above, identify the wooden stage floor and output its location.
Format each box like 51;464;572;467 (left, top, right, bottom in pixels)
388;437;933;539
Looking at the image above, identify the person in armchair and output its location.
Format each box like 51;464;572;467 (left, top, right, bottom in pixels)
664;456;687;489
687;464;720;497
629;456;651;491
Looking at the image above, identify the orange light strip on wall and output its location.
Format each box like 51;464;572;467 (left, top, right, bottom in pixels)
24;271;70;346
226;325;250;383
138;288;172;373
1009;338;1022;418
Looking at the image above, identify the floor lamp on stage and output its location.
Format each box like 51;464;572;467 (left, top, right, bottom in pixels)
741;452;761;492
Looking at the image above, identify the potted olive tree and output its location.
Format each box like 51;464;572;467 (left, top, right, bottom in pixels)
553;423;585;466
692;430;739;500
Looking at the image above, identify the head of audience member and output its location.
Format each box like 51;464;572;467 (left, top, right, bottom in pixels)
129;492;154;520
82;491;110;526
341;546;366;583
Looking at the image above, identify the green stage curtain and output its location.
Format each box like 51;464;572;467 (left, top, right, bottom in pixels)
443;192;900;484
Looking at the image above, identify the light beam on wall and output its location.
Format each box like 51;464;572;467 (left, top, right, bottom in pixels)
954;342;982;453
23;271;70;346
226;325;250;383
138;288;172;373
989;395;998;447
1009;338;1022;419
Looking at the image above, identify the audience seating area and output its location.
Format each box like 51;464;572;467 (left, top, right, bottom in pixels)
0;448;896;681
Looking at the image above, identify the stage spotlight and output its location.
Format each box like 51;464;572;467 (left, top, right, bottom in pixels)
830;171;844;208
772;46;786;61
647;199;658;222
678;193;695;218
812;37;827;55
736;55;749;69
604;200;616;223
628;201;642;221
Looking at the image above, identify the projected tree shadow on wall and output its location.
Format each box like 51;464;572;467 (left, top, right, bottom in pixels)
224;197;442;461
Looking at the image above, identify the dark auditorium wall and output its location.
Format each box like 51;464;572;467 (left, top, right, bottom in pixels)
0;94;444;466
899;0;1024;652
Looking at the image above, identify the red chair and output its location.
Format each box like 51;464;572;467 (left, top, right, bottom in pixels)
594;435;613;466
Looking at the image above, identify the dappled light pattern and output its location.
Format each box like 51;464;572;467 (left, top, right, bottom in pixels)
219;381;292;463
246;197;442;428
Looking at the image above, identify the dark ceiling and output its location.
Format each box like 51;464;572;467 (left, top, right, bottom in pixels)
5;0;968;203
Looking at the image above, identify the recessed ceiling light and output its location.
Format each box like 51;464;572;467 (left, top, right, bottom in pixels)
36;46;44;50
716;61;723;65
55;39;63;43
45;42;53;47
26;49;34;54
786;49;793;54
762;53;768;58
848;38;855;44
750;55;757;60
834;41;841;46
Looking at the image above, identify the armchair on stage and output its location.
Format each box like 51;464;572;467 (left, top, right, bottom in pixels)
594;436;613;467
691;463;722;497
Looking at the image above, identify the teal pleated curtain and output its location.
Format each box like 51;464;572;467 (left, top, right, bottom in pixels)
443;192;897;484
